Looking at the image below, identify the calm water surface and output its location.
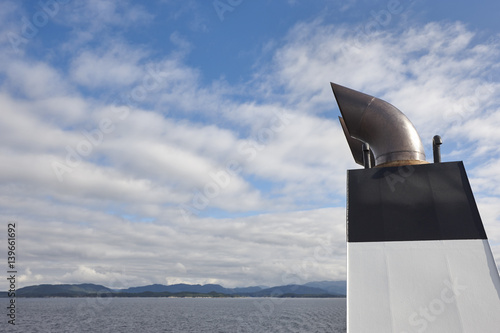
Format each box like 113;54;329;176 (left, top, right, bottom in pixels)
5;297;346;332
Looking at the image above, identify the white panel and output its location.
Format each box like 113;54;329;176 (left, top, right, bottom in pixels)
347;240;500;333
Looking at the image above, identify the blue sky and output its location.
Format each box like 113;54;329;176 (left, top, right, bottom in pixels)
1;0;500;289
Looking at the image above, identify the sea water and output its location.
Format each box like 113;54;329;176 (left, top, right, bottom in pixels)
4;297;346;332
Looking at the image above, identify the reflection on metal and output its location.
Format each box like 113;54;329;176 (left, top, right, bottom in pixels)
362;143;371;169
433;135;443;163
331;83;426;167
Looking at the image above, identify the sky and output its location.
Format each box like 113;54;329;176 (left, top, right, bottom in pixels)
1;0;500;290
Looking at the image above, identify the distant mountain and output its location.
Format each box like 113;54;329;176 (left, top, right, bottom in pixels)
304;281;347;296
161;283;230;294
17;283;113;297
10;281;346;298
119;283;343;297
119;284;173;293
251;284;342;297
118;283;264;295
231;286;263;294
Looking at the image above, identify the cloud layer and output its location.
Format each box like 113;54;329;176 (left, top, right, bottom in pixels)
1;1;500;289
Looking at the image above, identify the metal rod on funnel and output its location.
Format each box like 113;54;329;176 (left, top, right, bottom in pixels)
362;143;371;169
433;135;442;163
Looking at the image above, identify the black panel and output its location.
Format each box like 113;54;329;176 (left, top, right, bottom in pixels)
347;162;487;242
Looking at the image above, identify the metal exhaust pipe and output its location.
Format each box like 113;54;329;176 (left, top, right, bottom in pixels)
331;83;427;167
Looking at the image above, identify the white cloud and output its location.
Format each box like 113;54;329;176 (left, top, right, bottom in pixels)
60;266;141;289
50;0;154;51
2;11;500;291
61;0;153;31
18;268;44;285
8;208;346;289
70;43;147;89
2;60;72;99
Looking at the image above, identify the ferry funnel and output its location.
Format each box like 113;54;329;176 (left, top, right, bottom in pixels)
332;82;500;333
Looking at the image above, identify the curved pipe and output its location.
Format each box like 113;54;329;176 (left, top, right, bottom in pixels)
331;83;426;167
